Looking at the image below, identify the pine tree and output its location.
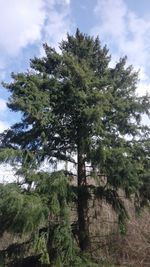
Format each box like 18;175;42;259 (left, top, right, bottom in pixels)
0;29;150;265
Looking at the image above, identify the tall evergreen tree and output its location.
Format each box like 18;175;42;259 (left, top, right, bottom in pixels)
0;29;150;265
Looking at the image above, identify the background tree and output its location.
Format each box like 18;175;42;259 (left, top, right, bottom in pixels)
0;29;150;265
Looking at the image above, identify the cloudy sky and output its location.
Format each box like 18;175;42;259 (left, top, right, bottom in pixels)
0;0;150;133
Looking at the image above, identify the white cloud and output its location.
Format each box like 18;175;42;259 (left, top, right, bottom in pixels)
94;0;127;40
0;0;72;57
136;82;150;97
64;0;70;4
91;0;150;95
0;121;9;133
0;99;9;133
0;98;7;112
0;163;17;183
0;0;46;55
43;0;72;50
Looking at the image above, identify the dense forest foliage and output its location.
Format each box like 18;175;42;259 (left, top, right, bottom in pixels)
0;29;150;266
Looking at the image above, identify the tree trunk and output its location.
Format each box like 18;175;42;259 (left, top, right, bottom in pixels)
77;142;90;251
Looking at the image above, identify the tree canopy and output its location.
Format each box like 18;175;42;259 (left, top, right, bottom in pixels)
0;29;150;266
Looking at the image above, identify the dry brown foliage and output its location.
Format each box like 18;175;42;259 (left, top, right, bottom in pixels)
108;208;150;267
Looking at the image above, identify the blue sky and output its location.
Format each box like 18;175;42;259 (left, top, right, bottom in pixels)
0;0;150;132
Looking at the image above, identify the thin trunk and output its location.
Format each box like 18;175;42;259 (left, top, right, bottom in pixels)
77;141;90;251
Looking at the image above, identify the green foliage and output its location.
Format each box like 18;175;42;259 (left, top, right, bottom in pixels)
35;172;76;266
0;29;150;265
0;183;48;236
0;172;77;266
34;232;50;265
